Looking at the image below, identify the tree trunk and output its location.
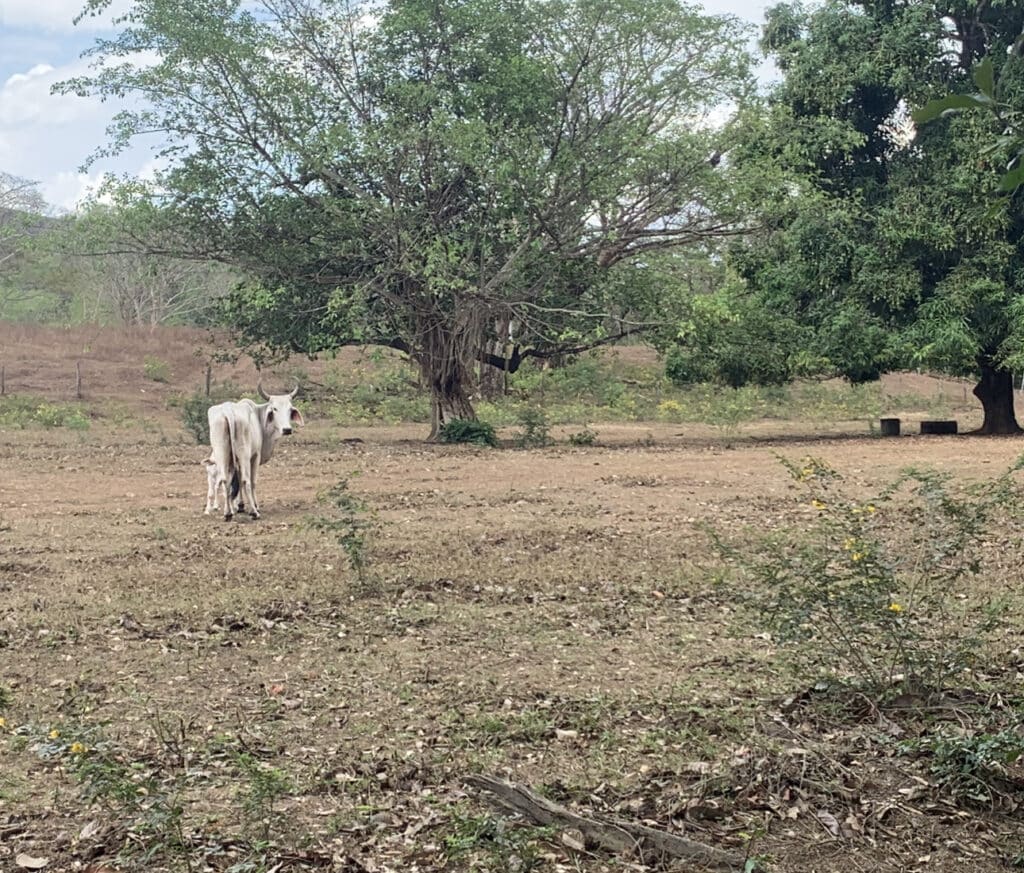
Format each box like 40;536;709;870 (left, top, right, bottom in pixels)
427;374;477;440
972;363;1022;435
479;317;514;400
417;305;484;440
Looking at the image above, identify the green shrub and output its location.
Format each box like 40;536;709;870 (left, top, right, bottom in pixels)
515;406;550;447
143;356;170;383
667;293;808;388
439;418;498;447
716;457;1020;697
568;426;598;446
179;388;238;444
307;474;376;578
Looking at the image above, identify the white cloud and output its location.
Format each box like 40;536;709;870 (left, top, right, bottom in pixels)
0;0;130;32
41;168;111;210
0;54;154;211
0;59;103;127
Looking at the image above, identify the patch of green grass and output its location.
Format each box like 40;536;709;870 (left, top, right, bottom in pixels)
0;396;89;430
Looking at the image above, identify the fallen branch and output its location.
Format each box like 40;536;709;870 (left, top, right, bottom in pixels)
465;774;748;870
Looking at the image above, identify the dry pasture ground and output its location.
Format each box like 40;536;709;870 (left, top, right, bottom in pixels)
3;419;1024;873
3;322;1024;872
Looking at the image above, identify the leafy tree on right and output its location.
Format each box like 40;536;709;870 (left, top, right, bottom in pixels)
729;0;1024;433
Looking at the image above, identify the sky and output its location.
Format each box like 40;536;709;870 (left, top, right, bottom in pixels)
0;0;775;212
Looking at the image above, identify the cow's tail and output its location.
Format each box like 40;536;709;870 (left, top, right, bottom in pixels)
230;472;240;500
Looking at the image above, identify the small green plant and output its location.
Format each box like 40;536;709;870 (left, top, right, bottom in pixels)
902;728;1024;805
143;356;171;383
443;807;552;871
716;456;1021;697
66;727;190;865
307;474;375;578
567;426;597;446
516;406;550;447
233;751;293;842
440;418;498;447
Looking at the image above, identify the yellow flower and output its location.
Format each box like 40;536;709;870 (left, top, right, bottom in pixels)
888;603;904;613
866;505;877;514
69;742;87;755
851;552;864;562
0;716;6;729
49;729;60;739
843;538;856;551
811;499;827;510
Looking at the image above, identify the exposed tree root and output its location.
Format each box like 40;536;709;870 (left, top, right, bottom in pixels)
465;774;749;870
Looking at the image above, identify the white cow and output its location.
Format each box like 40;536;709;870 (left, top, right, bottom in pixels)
204;385;304;520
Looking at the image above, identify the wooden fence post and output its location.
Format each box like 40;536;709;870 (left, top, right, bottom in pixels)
205;363;212;397
76;361;82;400
1;364;5;396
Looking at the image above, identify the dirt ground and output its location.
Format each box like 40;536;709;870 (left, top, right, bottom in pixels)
3;324;1024;873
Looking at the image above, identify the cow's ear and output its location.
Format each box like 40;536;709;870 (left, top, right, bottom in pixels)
290;408;305;427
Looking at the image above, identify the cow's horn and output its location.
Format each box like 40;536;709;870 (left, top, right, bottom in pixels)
257;382;270;401
289;384;299;399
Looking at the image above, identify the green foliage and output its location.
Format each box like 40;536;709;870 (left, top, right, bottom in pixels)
66;727;189;863
439;418;498;447
730;0;1024;422
443;807;552;872
307;475;375;579
666;291;811;388
0;396;89;430
143;355;170;383
914;51;1024;196
719;457;1020;696
233;751;293;842
567;426;598;446
178;387;238;444
903;728;1024;806
62;0;754;427
515;406;551;447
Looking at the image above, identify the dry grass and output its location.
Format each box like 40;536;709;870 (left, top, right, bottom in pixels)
2;323;1024;872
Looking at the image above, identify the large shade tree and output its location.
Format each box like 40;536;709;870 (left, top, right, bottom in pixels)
65;0;753;436
728;0;1024;433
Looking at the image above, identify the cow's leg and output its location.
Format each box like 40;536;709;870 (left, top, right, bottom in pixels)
246;456;260;519
210;419;234;520
232;471;244;514
220;466;234;521
234;455;259;521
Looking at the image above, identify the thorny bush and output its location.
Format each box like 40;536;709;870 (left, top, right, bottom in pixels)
717;456;1024;698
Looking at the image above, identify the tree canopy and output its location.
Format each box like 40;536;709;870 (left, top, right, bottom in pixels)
718;0;1024;432
64;0;754;435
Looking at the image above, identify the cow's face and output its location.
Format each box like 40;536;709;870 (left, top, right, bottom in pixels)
259;385;305;438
